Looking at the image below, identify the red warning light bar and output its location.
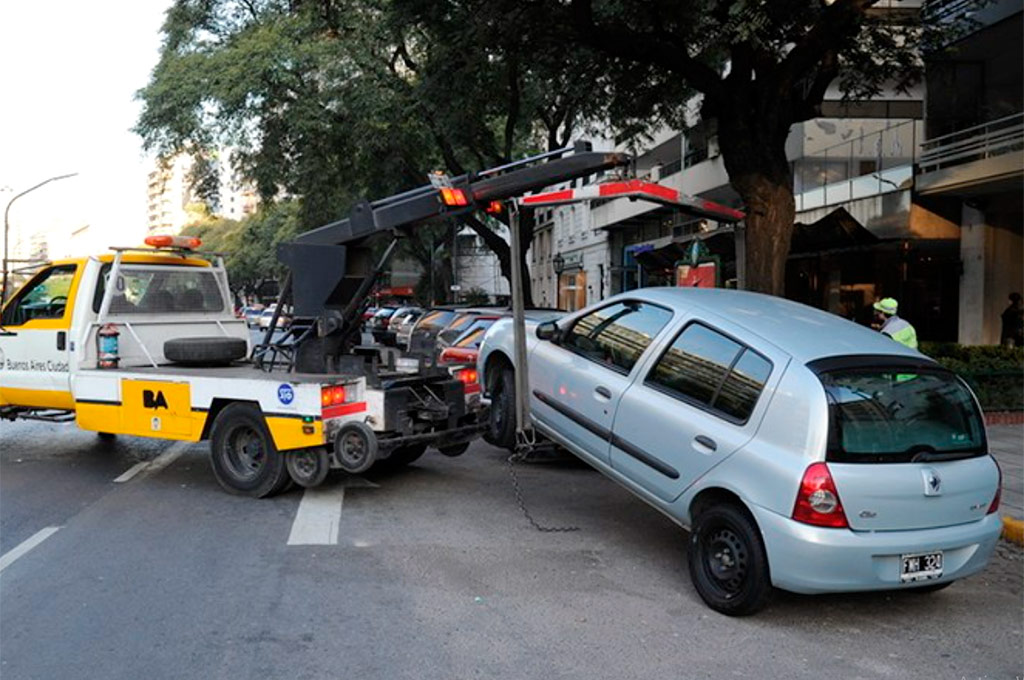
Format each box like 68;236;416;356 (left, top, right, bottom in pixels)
144;235;202;250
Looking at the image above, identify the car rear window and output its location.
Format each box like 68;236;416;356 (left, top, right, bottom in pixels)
417;310;456;331
454;326;487;348
820;369;986;463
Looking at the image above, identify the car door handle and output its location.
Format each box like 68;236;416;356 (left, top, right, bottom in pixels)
56;331;66;351
694;435;717;452
594;386;612;400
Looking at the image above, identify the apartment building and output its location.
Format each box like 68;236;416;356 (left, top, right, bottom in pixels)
146;152;260;235
534;0;1021;345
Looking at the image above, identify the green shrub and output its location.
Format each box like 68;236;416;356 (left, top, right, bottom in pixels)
920;342;1023;411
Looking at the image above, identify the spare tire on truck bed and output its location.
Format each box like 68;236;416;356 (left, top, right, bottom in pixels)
164;337;247;366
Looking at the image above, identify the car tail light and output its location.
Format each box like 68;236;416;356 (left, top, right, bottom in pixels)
792;462;848;528
455;368;478;385
439;348;456;364
988;459;1002;514
321;385;346;407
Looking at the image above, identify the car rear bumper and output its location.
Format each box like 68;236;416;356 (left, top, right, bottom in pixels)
750;504;1002;594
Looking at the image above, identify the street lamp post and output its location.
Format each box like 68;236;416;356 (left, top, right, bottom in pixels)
2;172;78;303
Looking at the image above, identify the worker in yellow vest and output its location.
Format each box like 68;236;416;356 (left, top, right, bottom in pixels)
873;297;918;349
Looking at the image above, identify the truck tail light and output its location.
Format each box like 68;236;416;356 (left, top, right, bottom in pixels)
988;459;1002;514
455;368;478;385
321;385;346;407
792;462;848;529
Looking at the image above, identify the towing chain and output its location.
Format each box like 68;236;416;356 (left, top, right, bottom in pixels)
505;429;580;533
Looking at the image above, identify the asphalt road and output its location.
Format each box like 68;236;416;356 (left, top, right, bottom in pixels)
1;420;1022;680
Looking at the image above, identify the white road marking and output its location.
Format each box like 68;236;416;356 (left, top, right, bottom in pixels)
113;440;191;483
0;527;61;574
288;486;346;545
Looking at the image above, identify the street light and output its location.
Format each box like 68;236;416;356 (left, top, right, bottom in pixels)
2;172;78;303
552;252;565;275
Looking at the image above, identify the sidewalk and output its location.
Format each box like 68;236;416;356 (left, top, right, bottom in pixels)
988;424;1024;543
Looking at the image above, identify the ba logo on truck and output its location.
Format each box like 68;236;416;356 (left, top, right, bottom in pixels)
277;383;295;405
143;389;169;410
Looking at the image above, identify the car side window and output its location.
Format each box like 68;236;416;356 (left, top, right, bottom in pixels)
1;264;77;326
562;301;673;373
646;322;772;423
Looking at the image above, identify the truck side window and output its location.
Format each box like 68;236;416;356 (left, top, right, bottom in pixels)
645;322;772;423
562;301;673;373
1;264;77;326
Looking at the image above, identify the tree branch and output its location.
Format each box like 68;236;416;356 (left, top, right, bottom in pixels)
777;0;877;90
569;0;723;98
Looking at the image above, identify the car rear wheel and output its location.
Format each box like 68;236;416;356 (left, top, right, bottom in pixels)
688;504;772;616
486;367;517;451
209;403;291;498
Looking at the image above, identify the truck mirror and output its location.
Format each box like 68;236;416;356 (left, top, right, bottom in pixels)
536;321;559;342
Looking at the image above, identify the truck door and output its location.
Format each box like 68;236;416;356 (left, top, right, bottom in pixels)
0;263;79;409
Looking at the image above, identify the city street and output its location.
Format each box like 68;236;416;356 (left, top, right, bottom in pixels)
1;419;1021;680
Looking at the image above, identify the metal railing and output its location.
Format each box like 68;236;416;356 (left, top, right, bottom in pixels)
918;112;1024;174
794;119;918;212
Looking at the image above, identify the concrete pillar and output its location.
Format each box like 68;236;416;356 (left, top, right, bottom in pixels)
958;204;988;345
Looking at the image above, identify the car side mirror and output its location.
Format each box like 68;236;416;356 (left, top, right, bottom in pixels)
536;321;559;342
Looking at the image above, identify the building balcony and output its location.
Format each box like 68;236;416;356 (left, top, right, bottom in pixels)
916;112;1024;196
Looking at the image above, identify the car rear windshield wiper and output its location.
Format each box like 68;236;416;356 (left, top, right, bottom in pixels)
909;447;979;462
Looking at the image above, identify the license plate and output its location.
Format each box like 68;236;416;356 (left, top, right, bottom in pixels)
901;551;943;582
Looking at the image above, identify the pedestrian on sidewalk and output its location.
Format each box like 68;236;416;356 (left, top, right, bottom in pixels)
1000;292;1022;347
873;297;918;350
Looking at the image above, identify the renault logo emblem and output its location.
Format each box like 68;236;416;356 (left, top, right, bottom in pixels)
923;468;942;496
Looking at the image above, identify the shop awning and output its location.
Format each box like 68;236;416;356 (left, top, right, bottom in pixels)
790;207;882;257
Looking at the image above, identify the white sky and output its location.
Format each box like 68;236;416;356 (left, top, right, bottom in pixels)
0;1;173;260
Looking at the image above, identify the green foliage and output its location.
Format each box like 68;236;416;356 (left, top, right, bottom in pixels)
182;200;302;295
920;342;1024;411
461;286;491;306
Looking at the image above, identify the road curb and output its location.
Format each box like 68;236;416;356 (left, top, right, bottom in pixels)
1002;516;1024;546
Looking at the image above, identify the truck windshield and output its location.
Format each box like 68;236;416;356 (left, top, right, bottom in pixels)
821;369;986;463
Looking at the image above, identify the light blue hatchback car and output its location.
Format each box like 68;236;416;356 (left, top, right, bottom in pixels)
478;288;1003;615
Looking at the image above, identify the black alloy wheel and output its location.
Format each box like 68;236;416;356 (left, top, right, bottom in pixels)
688;504;772;616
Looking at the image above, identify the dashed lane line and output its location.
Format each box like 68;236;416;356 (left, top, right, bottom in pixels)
287;486;346;546
113;440;191;484
0;527;61;574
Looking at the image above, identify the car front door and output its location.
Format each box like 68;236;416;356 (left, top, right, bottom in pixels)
529;300;674;467
0;263;81;409
611;315;786;503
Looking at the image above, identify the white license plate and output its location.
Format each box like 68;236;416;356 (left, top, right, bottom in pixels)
901;551;943;582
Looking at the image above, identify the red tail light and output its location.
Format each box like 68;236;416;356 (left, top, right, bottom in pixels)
440;187;469;207
988;459;1002;514
455;368;478;384
792;462;848;528
321;385;346;407
439;348;456;365
485;200;503;214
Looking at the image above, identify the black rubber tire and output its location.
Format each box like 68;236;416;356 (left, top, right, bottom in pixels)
286;447;330;488
333;422;378;474
209;403;290;498
487;368;517;451
373;444;427;472
97;432;116;441
437;441;471;457
688;504;773;616
164;337;247;366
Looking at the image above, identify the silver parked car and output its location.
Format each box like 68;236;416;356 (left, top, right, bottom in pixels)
477;288;1002;615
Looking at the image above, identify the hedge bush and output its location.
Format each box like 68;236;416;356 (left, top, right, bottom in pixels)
920;342;1024;412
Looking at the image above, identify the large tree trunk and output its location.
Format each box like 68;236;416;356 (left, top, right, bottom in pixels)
730;174;796;295
461;214;535;308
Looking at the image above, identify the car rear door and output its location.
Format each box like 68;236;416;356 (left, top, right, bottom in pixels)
529;300;674;466
814;363;999;531
610;314;786;503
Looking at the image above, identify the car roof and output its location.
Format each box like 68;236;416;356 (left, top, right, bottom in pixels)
619;287;923;365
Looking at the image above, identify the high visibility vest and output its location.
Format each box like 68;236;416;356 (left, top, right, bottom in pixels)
881;316;918;350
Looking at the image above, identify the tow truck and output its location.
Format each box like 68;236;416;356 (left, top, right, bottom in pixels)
0;144;655;497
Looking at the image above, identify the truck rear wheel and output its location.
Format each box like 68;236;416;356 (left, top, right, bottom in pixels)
209;403;290;498
286;447;330;488
333;422;378;474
